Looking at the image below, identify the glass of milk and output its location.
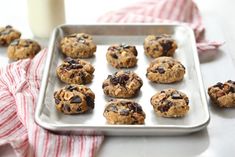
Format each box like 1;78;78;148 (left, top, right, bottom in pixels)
27;0;65;38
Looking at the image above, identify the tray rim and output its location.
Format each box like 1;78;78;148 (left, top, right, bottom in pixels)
35;23;210;135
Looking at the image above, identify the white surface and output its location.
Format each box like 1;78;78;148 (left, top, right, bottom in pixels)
0;0;235;156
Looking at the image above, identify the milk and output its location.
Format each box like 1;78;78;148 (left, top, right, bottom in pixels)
27;0;65;38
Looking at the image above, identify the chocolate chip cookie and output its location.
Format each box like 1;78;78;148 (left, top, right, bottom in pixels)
60;33;96;58
151;88;189;117
0;25;21;46
56;57;95;84
144;34;177;58
103;99;146;124
102;71;143;98
106;44;138;68
54;84;95;114
146;57;185;83
7;39;41;60
208;80;235;107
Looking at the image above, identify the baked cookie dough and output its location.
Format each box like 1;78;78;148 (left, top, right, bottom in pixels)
7;39;41;60
144;34;177;58
146;57;185;83
208;80;235;107
106;44;138;68
54;84;95;114
0;25;21;46
60;33;96;58
56;57;95;84
103;99;146;124
150;88;189;117
102;71;143;98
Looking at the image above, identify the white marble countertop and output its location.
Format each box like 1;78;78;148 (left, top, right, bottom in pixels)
0;0;235;156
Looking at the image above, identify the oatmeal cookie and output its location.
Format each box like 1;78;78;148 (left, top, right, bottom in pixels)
208;80;235;107
146;57;185;83
102;71;143;98
56;57;95;84
144;34;177;58
103;99;145;124
60;33;96;58
54;84;95;114
150;88;189;117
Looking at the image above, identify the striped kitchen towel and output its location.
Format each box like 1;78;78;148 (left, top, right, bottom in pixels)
0;49;104;157
98;0;223;52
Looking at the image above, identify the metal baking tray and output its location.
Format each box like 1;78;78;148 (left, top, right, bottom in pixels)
35;24;210;136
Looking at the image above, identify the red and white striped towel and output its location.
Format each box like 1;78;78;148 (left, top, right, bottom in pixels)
98;0;223;52
0;49;104;157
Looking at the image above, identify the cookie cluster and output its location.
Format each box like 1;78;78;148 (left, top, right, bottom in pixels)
53;32;190;124
0;25;41;60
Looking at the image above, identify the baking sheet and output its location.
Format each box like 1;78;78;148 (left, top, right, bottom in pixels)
35;24;210;136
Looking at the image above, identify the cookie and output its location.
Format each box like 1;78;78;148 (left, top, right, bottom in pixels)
150;88;189;117
54;84;95;114
60;33;96;58
103;99;145;124
106;44;138;68
0;25;21;46
102;71;143;98
208;80;235;107
144;34;177;58
146;57;185;83
56;57;95;84
7;39;41;60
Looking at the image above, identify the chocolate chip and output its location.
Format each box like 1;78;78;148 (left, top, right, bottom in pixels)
155;35;163;40
110;77;119;85
10;39;20;46
161;40;173;55
229;87;235;93
107;75;112;79
5;25;12;29
133;48;138;56
160;91;165;93
65;57;78;65
227;80;235;85
70;73;75;78
68;64;83;69
120;109;129;116
63;104;71;112
158;101;173;112
86;96;94;109
54;98;60;104
128;102;142;114
66;85;77;91
107;105;118;112
111;53;118;59
79;72;86;83
156;67;165;74
77;107;82;112
102;83;109;89
70;96;82;103
171;93;182;99
213;82;223;89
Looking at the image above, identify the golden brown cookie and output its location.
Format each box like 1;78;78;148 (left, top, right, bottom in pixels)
102;71;143;98
151;88;189;117
56;57;95;84
106;44;138;68
60;33;96;58
7;39;41;60
103;99;146;124
0;25;21;46
208;80;235;107
54;84;95;114
144;34;177;58
146;57;185;83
